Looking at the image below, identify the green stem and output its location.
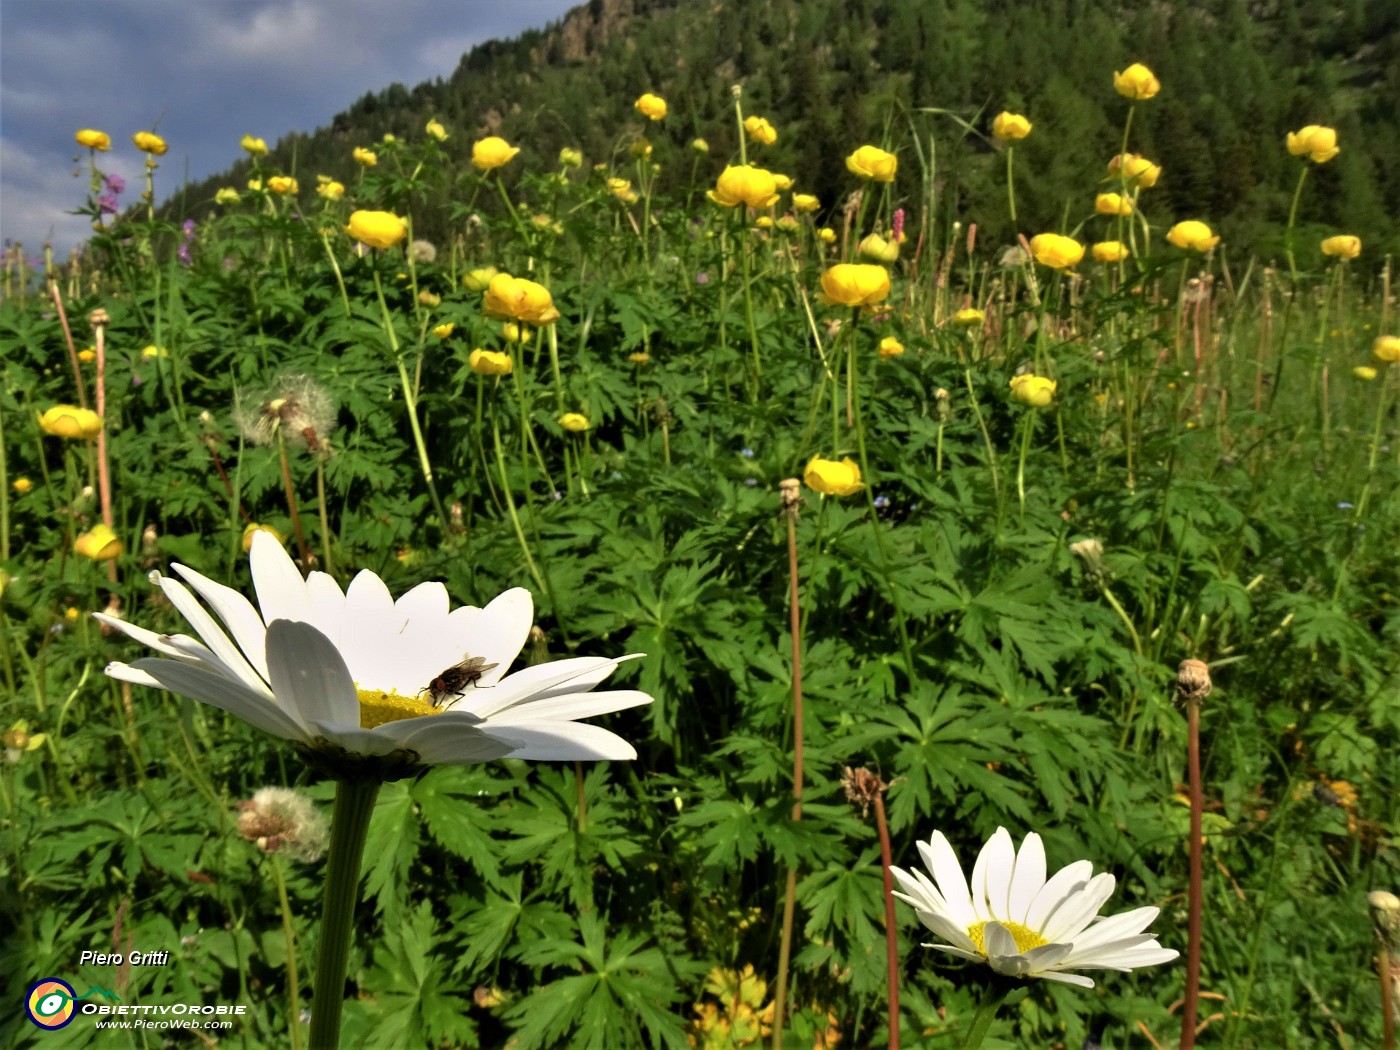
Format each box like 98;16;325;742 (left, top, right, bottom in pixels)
270;855;305;1050
1284;165;1309;285
961;985;1008;1049
1004;145;1018;226
308;778;381;1050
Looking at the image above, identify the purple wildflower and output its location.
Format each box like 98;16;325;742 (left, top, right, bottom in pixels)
182;219;196;236
97;194;118;215
177;242;193;266
695;271;710;285
105;174;126;194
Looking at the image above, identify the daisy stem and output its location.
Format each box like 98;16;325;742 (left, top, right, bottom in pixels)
961;985;1007;1048
1180;694;1204;1050
309;777;380;1050
269;854;306;1050
873;790;901;1050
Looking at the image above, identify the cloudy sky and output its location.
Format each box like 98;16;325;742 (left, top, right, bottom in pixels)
1;0;579;254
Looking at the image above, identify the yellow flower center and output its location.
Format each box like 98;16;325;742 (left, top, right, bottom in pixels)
356;688;440;728
967;920;1048;957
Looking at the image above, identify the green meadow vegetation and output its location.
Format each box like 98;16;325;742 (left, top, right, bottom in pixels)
2;63;1399;1050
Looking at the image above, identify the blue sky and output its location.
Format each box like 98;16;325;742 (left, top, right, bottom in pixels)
0;0;579;254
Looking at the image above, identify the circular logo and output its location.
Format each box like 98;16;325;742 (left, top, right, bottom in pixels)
26;978;77;1030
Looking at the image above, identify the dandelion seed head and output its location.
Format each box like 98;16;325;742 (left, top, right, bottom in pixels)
236;374;335;450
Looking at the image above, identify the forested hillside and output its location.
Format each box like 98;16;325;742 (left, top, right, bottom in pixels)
177;0;1400;261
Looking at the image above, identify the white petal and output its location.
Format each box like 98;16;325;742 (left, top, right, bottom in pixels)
264;620;359;728
394;580;449;623
250;529;314;624
152;573;268;694
126;657;309;740
1040;872;1116;943
171;561;273;681
1007;832;1047;925
1066;906;1163;950
93;612;211;661
336;569;404;684
917;832;977;927
302;722;404;757
388;716;520;764
438;587;533;687
304;570;348;643
451;657;624;719
491;721;638;760
1033;970;1096;988
919;942;984;963
465;689;652;725
972;827;1015;922
1025;859;1095;931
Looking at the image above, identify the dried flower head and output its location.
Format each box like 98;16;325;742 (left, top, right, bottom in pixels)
1176;659;1213;704
236;374;335;450
841;766;887;817
410;239;437;263
236;787;329;863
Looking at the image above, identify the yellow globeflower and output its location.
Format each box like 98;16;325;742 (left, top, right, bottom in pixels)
425;118;448;142
432;323;455;340
953;308;986;327
992;112;1032;140
39;405;102;440
1108;153;1161;188
755;216;774;229
471;136;520;171
75;524;123;562
1029;233;1085;269
241;523;284;553
804;456;864;497
317;180;345;200
1095;192;1132;216
353;147;378;167
1353;366;1378;381
771;172;793;191
1092;241;1130;263
744;116;777;145
141;345;168;359
707;165;780;209
607;177;634;200
559;147;583;168
819;264;891;307
792;193;820;213
691;137;709;153
344;210;407;249
482;273;560;325
1286;125;1339;164
267;175;298;195
634;93;667;121
462;267;498;292
215;187;241;205
241;134;268;155
818;227;837;244
1167;220;1220;252
1372;336;1400;364
1113;63;1161;100
1321;235;1360;259
559;412;590;432
846;145;898;182
1009;374;1057;407
469;349;513;376
132;131;168;155
879;336;905;359
12;477;33;494
77;348;96;363
75;129;111;151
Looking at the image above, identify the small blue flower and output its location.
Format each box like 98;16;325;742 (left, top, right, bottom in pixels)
1337;502;1354;511
874;495;891;509
741;448;755;458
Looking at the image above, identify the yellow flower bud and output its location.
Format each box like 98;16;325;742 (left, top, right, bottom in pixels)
344;210;407;250
858;233;900;263
1166;220;1220;252
1029;233;1085;269
132;131;168;155
819;264;891;307
76;129;111;151
215;187;241;205
462;267;498;292
707;165;779;209
241;523;284;553
75;524;123;561
1095;192;1132;216
39;405;102;440
634;93;667;120
559;412;590;432
12;477;32;494
559;147;583;168
432;323;454;340
744;115;777;145
792;193;820;213
804;456;864;497
317;180;345;200
241;134;268;155
1321;235;1360;259
267;176;298;195
1108;153;1161;188
845;145;898;182
690;138;709;154
878;336;905;359
501;322;531;344
353;147;378;167
1113;63;1161;100
425;119;448;142
953;308;986;327
818;227;837;244
1092;241;1130;263
469;349;513;376
1286;125;1339;164
1009;374;1057;407
992;112;1032;140
1353;365;1378;381
471;136;520;172
755;216;773;229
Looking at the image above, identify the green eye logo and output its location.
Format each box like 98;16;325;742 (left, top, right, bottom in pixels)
24;978;121;1030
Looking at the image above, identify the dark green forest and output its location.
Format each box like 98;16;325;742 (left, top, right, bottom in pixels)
177;0;1400;263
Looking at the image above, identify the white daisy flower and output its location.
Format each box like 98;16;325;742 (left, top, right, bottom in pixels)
890;826;1178;988
96;531;651;771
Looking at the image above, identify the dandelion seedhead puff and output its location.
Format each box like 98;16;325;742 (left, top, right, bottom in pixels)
236;374;335;451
